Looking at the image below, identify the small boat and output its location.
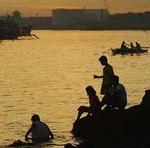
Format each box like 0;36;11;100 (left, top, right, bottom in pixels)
0;19;19;40
111;47;148;55
0;19;38;40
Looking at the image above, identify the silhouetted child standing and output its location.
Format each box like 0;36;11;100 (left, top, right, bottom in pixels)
94;55;114;95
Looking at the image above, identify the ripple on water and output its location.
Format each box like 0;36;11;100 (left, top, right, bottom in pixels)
0;30;150;146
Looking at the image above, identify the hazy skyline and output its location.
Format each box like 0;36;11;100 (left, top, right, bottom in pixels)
0;0;150;16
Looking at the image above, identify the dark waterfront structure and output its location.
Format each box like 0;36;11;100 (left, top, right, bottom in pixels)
0;15;52;30
52;8;110;29
51;9;150;30
0;9;150;30
109;11;150;30
0;17;33;40
21;17;52;30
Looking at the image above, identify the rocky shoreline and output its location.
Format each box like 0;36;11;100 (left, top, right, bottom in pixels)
71;104;150;148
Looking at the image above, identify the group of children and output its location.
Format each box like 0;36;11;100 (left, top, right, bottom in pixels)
75;55;127;121
25;55;127;144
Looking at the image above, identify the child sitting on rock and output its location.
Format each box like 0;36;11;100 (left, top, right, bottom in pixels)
75;86;101;121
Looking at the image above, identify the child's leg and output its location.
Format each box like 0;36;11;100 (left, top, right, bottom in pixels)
76;106;89;120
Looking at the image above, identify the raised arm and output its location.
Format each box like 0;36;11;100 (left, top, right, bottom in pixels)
93;75;103;79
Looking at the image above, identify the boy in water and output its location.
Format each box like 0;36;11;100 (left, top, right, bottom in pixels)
25;114;54;143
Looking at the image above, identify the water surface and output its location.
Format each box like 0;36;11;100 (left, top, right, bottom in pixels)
0;30;150;147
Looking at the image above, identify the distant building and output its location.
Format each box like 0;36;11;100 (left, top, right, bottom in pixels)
21;17;52;29
52;8;110;29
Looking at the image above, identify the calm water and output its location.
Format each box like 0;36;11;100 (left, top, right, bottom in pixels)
0;30;150;147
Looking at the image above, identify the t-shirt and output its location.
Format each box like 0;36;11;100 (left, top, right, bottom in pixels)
110;83;127;107
32;121;50;141
101;64;114;95
89;94;101;113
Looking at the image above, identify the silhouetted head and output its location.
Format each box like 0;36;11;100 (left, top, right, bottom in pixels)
99;55;108;66
143;89;150;100
112;75;119;85
31;114;40;122
145;89;150;95
141;89;150;105
86;86;96;96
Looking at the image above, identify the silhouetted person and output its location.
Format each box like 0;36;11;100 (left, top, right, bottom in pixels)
140;89;150;107
130;42;134;50
25;114;54;143
121;41;127;49
75;86;101;121
135;42;141;50
94;55;114;95
100;75;127;110
128;89;150;112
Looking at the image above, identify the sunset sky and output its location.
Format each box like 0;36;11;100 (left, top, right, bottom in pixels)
0;0;150;16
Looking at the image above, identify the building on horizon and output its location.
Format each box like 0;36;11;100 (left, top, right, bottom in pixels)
21;17;52;29
52;8;110;29
1;9;150;30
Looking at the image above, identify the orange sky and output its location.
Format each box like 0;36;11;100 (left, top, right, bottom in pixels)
0;0;150;16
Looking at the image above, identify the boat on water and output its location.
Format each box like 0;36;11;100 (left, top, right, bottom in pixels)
111;47;148;55
0;19;36;40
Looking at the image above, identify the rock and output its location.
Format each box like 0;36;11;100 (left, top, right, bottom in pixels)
72;105;150;148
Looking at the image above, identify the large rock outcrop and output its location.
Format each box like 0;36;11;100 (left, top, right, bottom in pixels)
72;105;150;148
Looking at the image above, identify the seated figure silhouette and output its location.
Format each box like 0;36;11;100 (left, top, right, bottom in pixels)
130;42;134;50
128;89;150;112
135;42;141;50
25;114;54;143
121;41;127;49
100;75;127;110
75;86;101;121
